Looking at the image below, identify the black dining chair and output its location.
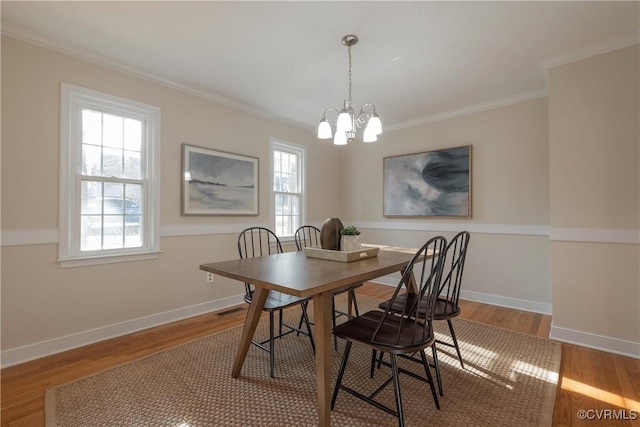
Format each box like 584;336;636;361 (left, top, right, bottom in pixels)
379;231;470;369
331;236;447;427
294;225;362;350
237;227;315;378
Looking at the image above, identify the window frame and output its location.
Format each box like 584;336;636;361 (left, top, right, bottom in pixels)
270;138;306;240
59;83;161;267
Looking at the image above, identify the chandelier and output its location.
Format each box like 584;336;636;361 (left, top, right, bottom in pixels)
317;35;382;145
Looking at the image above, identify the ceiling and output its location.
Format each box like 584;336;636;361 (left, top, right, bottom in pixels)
2;1;639;132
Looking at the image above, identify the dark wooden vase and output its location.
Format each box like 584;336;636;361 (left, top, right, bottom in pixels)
320;218;344;250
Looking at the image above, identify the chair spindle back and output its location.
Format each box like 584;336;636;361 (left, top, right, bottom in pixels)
294;225;321;251
237;227;283;298
438;231;470;315
372;236;447;350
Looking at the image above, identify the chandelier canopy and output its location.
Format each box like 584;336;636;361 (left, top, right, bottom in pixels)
317;35;382;145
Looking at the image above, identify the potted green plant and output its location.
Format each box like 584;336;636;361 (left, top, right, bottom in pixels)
340;225;361;252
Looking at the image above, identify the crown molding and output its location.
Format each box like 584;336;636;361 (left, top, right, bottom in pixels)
385;89;548;132
541;32;639;71
541;32;640;86
0;25;308;132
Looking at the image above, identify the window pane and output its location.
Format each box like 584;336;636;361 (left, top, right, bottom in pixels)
123;118;142;151
103;147;123;178
81;181;102;214
82;144;102;176
82;109;102;146
292;194;300;217
273;151;282;173
124;183;142;247
125;185;142;213
275;193;284;215
123;150;141;179
103;113;123;148
80;215;102;251
124;218;142;248
287;154;298;192
103;215;124;249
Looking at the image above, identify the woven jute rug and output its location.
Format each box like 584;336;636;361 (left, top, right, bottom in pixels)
45;295;560;427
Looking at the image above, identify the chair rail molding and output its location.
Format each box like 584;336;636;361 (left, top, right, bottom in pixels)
549;227;640;245
3;225;639;247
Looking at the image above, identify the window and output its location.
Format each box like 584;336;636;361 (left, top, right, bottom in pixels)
59;83;161;267
271;140;305;238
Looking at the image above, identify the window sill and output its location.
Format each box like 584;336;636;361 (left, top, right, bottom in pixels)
58;250;162;268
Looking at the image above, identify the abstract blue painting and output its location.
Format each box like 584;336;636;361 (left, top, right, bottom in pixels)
384;145;471;217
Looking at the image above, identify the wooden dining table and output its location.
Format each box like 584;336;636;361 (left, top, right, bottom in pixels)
200;246;423;427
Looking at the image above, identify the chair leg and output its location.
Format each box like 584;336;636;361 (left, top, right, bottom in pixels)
447;319;464;368
431;344;443;396
419;350;440;410
332;297;338;350
269;311;275;378
296;301;308;336
331;341;352;409
349;289;360;317
390;354;405;427
377;350;384;369
370;349;377;378
301;303;315;354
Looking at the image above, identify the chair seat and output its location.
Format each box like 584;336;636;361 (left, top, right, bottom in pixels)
379;295;460;319
333;310;433;355
433;299;460;320
245;290;311;311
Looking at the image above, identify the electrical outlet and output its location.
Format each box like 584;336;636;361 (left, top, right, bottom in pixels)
206;273;214;283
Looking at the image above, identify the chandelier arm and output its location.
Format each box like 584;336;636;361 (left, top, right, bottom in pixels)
361;103;377;114
354;112;369;129
322;107;340;120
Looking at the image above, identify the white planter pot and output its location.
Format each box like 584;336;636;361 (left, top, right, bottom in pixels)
341;235;361;252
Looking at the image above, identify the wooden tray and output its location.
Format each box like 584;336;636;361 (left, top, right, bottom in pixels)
303;245;380;263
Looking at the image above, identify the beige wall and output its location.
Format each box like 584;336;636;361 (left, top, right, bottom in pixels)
548;45;639;351
341;98;552;309
0;36;344;357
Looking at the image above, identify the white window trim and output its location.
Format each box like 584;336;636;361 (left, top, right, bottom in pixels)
270;138;306;240
59;82;161;267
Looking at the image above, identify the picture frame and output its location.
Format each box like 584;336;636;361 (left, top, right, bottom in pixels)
182;144;258;215
383;145;471;217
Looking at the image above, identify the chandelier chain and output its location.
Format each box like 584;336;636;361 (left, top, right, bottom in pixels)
347;45;352;106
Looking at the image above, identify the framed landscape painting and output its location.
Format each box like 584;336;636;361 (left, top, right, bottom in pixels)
182;144;258;215
383;145;471;217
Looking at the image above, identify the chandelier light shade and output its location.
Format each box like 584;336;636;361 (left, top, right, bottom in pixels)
317;35;382;145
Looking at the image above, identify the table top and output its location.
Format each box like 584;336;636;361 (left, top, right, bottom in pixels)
200;247;422;298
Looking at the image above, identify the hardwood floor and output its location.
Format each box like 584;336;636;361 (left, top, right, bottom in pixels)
2;283;638;426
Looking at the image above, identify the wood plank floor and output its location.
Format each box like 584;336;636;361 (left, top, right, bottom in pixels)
2;283;638;426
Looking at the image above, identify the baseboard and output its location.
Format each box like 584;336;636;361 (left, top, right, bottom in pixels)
369;277;552;315
1;293;245;368
459;289;553;315
549;323;640;360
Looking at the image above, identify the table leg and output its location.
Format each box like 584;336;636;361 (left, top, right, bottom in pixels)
232;286;269;378
313;291;333;427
